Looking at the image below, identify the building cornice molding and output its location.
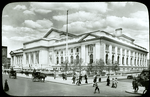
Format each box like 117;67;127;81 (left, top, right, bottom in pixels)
100;36;148;53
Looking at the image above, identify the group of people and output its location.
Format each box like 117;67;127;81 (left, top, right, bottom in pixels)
106;76;118;88
72;73;88;85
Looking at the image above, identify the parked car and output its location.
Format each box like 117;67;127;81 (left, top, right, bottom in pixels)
127;74;133;79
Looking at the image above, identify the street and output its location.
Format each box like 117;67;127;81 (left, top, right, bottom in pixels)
2;74;140;96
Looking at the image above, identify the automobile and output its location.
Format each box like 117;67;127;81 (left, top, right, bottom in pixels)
127;74;133;79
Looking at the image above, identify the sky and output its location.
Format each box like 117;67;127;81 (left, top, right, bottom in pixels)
2;2;149;59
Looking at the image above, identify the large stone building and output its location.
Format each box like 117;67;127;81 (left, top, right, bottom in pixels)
10;28;148;71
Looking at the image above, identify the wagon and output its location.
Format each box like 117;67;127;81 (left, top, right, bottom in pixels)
9;70;17;79
32;72;46;82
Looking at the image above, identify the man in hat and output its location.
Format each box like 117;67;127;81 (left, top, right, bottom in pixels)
4;79;9;92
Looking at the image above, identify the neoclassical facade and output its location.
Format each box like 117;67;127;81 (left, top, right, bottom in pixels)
10;28;148;71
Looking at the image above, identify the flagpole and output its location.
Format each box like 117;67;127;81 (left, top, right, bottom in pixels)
66;10;68;72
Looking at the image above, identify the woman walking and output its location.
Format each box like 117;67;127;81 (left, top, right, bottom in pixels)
106;76;110;86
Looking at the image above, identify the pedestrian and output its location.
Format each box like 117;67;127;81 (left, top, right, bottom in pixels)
79;74;82;84
93;74;97;87
114;78;118;88
132;78;139;92
85;74;88;83
106;76;110;86
54;72;56;79
4;79;9;92
111;78;115;88
94;82;100;93
99;76;101;82
65;73;67;80
72;74;76;84
79;74;82;82
62;73;65;80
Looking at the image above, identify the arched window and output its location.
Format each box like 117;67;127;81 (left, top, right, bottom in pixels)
117;56;119;64
71;56;73;64
61;57;63;64
76;55;79;64
90;54;93;64
126;57;128;65
134;59;136;66
106;54;108;64
76;48;79;52
130;58;132;65
112;55;114;64
57;57;59;64
122;57;124;65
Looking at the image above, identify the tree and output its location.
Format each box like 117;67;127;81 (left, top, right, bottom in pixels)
72;58;83;74
61;59;69;72
95;59;105;76
72;59;78;73
78;58;83;74
112;61;120;75
106;59;112;75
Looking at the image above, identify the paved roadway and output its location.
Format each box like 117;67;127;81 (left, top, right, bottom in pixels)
2;74;141;96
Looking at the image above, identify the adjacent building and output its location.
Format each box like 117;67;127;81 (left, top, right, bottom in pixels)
2;46;11;69
10;28;148;71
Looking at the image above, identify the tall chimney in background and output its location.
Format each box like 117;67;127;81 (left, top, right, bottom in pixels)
115;28;122;37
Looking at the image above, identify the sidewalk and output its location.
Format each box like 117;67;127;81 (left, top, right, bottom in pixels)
125;86;145;95
3;73;127;86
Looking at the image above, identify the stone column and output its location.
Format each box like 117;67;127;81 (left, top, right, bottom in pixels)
109;44;112;61
14;56;16;66
124;49;127;66
128;50;131;66
138;54;141;67
28;52;31;66
93;45;96;63
115;46;118;62
85;46;88;64
95;42;100;60
59;50;61;64
120;48;122;66
81;44;86;63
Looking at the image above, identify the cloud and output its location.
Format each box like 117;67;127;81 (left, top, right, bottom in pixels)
130;11;148;22
23;10;35;15
29;2;108;14
23;18;53;29
53;11;102;23
105;15;148;30
13;5;27;10
36;18;53;28
23;20;42;29
110;2;127;7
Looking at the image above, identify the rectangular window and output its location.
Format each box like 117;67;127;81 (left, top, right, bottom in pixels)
71;49;73;53
106;44;109;50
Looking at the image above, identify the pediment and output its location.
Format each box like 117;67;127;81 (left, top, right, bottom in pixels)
43;28;76;39
78;33;99;42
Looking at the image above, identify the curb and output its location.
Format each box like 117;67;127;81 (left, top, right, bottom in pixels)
125;90;143;95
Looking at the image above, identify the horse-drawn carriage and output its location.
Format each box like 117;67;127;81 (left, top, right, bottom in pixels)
9;70;17;79
32;72;46;82
136;69;149;94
